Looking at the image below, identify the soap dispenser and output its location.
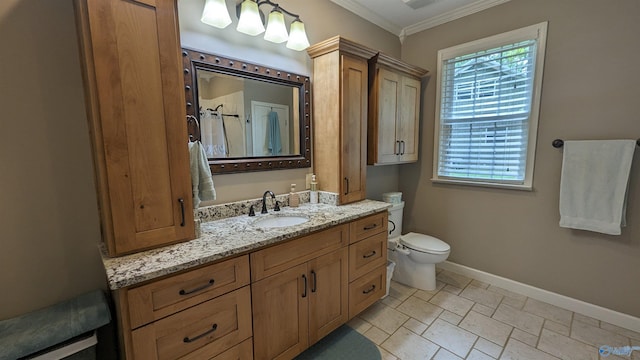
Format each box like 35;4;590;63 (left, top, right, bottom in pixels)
289;184;299;207
310;174;318;204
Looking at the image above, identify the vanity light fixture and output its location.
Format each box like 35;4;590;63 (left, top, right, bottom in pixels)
200;0;232;29
202;0;310;51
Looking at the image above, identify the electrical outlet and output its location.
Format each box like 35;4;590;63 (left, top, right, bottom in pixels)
305;173;312;190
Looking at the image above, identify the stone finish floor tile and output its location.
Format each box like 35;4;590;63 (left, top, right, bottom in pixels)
389;280;417;301
382;295;403;308
492;303;544;335
461;285;504;309
459;311;513;346
538;328;598;360
500;338;560;360
403;317;428;335
574;312;600;327
470;279;490;289
440;310;464;325
543;319;570;336
347;317;372;334
397;295;444;325
378;346;398;360
437;270;473;288
434;348;463;360
443;284;464;295
472;303;496;317
358;302;410;335
510;328;539;347
423;319;478;358
467;349;495;360
571;320;631;347
381;326;439;360
475;337;504;358
523;298;573;326
600;322;640;341
430;291;475;317
363;326;390;345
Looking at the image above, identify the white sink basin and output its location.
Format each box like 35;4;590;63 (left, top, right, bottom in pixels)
253;215;309;228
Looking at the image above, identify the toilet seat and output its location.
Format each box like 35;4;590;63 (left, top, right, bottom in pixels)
400;232;450;254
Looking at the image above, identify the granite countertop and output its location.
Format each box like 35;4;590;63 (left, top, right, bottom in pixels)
102;199;391;290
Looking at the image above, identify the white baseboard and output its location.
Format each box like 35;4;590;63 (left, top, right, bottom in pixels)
438;261;640;333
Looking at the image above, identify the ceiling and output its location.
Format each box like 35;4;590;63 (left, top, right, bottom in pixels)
329;0;511;41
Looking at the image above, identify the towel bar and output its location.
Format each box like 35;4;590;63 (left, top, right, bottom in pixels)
552;138;640;148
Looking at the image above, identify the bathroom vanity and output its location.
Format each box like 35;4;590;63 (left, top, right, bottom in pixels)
104;200;390;359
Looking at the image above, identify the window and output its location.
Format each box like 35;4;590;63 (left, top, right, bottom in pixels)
433;22;548;190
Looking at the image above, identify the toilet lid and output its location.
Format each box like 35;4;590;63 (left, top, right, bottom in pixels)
400;232;450;254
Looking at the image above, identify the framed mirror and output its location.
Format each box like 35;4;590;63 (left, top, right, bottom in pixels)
182;48;311;174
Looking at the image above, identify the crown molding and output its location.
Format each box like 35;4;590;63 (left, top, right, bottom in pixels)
404;0;512;36
329;0;404;36
331;0;511;42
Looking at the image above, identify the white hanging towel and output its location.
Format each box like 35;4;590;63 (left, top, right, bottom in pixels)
201;111;227;157
559;140;636;235
188;141;216;208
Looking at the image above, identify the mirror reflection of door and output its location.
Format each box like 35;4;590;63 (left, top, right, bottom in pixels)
251;101;290;157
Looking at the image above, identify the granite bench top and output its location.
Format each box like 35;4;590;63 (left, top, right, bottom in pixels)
102;199;391;290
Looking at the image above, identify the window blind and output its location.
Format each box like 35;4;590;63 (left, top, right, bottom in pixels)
437;40;537;183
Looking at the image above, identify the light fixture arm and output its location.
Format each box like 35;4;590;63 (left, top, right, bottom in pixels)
256;0;301;21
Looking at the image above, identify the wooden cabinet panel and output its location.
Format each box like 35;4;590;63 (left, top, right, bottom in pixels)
252;263;309;360
75;0;194;256
349;212;387;244
349;232;387;282
340;55;368;204
307;37;376;205
210;338;253;360
250;224;348;282
127;256;250;329
367;54;427;166
131;286;252;360
349;265;386;319
308;248;349;345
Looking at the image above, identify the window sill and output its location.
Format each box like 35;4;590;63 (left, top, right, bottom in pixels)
430;177;533;191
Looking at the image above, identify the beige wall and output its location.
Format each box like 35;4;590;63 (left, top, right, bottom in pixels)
0;0;107;319
401;0;640;317
179;0;402;203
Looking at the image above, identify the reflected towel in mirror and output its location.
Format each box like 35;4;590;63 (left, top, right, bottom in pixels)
268;110;282;155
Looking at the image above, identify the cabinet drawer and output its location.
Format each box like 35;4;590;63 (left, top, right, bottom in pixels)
349;265;386;319
132;286;252;360
349;232;387;281
210;338;253;360
251;224;348;281
127;255;250;329
349;212;387;244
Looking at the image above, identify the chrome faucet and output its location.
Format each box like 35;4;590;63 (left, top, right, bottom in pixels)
261;190;276;214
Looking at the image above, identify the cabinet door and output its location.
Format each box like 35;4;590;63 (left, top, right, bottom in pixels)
308;248;349;345
375;68;401;164
76;0;194;255
252;263;309;360
340;55;368;204
398;75;421;163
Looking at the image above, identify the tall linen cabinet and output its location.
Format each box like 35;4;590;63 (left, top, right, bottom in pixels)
307;37;377;204
74;0;195;256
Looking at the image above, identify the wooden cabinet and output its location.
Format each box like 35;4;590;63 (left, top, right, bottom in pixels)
348;212;388;319
368;53;428;165
251;226;349;360
115;256;252;359
307;37;377;204
74;0;194;256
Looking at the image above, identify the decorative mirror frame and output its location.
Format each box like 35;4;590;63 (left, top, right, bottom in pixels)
182;48;311;174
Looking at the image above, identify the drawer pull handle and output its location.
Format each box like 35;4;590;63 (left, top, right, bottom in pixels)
362;285;376;294
363;224;377;230
363;250;377;259
183;323;217;343
179;279;215;296
302;274;308;298
179;198;186;227
311;270;317;293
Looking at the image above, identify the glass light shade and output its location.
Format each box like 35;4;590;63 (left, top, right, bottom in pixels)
236;0;265;36
263;10;288;43
200;0;232;29
286;20;310;51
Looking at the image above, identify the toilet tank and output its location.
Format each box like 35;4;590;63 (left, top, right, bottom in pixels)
388;201;404;238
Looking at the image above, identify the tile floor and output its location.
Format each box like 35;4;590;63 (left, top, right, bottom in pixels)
347;269;640;360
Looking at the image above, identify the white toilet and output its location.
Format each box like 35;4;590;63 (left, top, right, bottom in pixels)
387;201;451;291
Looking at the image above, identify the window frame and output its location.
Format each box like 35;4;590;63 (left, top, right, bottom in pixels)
432;22;548;191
